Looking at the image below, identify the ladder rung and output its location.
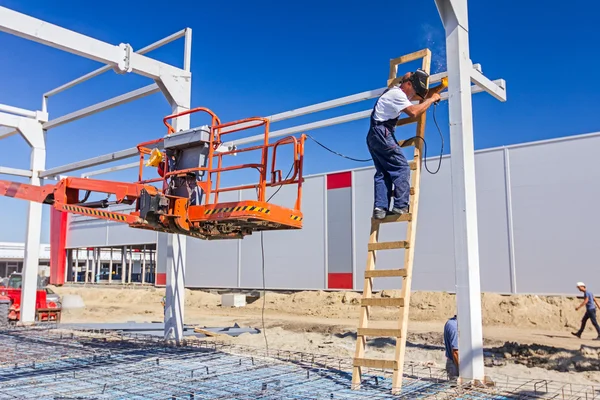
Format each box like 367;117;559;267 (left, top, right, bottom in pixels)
373;213;412;224
353;357;398;369
409;161;416;170
361;298;404;307
364;269;407;278
357;328;403;337
395;116;419;128
368;241;409;251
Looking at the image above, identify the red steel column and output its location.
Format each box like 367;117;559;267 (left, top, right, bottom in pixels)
49;208;68;285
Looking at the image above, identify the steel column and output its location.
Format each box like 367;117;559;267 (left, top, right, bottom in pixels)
435;0;485;383
65;249;71;283
128;246;133;284
142;245;146;284
121;246;126;284
15;119;45;323
163;122;189;342
109;248;113;284
85;250;90;283
74;249;78;283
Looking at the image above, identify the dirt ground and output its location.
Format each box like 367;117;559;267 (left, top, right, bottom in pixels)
54;286;600;387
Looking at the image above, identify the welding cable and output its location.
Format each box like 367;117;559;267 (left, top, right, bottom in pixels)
306;104;445;175
267;163;294;202
259;162;295;357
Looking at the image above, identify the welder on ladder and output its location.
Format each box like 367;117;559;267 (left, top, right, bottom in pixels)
367;69;441;220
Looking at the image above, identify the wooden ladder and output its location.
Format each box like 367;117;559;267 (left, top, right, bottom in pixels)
351;48;431;394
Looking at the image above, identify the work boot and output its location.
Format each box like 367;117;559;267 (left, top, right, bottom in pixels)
373;208;387;220
571;332;581;338
390;207;409;215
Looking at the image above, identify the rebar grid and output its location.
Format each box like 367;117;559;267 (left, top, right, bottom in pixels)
0;326;596;400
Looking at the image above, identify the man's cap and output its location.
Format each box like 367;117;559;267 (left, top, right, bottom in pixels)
577;282;586;287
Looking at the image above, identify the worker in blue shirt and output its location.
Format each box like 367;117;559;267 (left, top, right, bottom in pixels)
572;282;600;340
443;315;459;378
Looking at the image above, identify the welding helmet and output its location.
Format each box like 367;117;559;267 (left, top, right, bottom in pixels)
405;69;429;99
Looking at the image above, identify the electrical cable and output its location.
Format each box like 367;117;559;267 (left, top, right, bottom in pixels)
305;104;445;175
306;134;371;163
260;162;295;357
259;230;269;356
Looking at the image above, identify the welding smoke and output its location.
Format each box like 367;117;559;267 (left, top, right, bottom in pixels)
420;24;446;74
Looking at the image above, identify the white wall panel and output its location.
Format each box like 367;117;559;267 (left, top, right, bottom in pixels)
240;176;325;289
62;133;600;296
185;191;239;288
510;135;600;294
66;215;107;248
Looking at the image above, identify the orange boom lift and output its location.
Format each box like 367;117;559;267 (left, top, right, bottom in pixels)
0;108;306;240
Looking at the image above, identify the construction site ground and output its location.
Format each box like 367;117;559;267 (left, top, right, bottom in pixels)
54;286;600;388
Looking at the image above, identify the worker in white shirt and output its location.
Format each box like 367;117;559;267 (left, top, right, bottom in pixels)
367;69;440;219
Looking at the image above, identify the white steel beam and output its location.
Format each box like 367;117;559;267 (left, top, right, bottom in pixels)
470;69;506;102
43;29;187;103
38;74;503;177
0;166;33;177
40;148;139;178
435;0;487;384
0;127;17;140
43;84;160;130
0;6;190;81
183;29;192;72
224;79;503;148
82;162;140;178
0;103;36;118
221;70;451;134
0;112;22;129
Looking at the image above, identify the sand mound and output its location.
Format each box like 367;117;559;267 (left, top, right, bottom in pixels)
53;286;584;331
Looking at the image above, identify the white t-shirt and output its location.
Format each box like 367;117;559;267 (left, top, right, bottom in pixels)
372;87;412;122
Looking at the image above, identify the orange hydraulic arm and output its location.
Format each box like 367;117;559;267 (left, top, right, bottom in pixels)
0;177;161;226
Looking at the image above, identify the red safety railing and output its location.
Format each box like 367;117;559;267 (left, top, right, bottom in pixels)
135;107;305;211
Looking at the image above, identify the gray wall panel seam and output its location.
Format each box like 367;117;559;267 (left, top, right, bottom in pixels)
351;171;356;290
503;148;517;294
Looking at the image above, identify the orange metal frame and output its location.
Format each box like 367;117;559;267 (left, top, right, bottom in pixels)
0;107;306;240
137;107;305;220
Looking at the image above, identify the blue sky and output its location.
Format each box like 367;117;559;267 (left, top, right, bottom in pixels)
0;0;598;243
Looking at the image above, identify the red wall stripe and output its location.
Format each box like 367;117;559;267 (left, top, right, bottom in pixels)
327;273;353;289
156;273;167;286
49;209;68;285
327;171;351;190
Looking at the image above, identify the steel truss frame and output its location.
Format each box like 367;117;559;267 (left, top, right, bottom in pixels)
0;0;505;384
0;6;191;343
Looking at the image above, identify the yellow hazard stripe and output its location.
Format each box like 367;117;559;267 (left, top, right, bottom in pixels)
63;205;127;221
204;205;272;216
290;215;303;221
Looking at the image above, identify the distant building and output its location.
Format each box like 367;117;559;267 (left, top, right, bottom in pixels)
31;132;600;295
0;242;51;277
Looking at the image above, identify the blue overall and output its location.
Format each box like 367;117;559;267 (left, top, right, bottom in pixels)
366;92;411;211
